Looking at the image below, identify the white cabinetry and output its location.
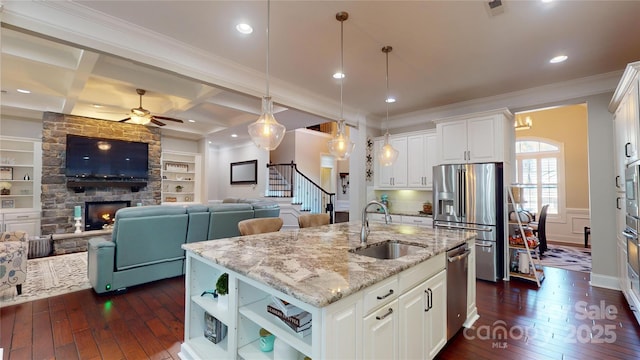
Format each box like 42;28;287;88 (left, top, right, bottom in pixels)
375;136;408;188
615;77;640;165
363;301;398;360
183;247;467;360
398;269;446;360
161;151;201;204
407;131;437;188
1;211;41;235
610;61;640;320
375;131;437;190
435;109;513;165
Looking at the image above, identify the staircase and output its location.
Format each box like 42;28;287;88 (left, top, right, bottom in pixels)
266;162;335;223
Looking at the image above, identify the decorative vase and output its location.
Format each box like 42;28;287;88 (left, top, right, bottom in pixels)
24;173;30;180
1;189;9;195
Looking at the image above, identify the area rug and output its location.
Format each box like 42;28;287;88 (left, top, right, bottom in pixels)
539;244;591;273
0;252;90;308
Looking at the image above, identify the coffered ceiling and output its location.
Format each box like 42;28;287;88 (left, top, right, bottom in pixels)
2;1;640;146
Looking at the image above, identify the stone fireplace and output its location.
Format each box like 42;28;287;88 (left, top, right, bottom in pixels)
41;112;162;235
85;200;131;231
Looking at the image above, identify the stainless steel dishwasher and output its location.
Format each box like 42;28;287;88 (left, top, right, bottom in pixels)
446;242;470;340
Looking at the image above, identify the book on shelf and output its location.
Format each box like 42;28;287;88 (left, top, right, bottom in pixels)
204;312;227;344
267;303;312;337
270;295;304;317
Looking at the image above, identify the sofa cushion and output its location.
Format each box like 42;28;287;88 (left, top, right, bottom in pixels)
251;200;281;218
208;203;254;239
185;205;210;243
112;205;188;270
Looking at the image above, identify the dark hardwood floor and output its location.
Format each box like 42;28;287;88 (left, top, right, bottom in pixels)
1;267;639;359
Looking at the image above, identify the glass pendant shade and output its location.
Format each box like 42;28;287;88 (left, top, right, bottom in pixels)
328;119;355;160
248;96;286;150
378;45;398;167
378;132;398;166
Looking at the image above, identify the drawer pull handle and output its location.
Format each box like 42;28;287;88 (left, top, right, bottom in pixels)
17;216;29;219
376;308;393;320
376;289;394;300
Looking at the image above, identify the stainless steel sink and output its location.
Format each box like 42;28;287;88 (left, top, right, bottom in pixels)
349;240;426;260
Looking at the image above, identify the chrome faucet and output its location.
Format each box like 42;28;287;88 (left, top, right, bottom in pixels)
361;200;391;244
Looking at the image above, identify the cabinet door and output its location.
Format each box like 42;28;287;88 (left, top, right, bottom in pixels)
4;219;40;235
467;115;501;162
375;136;408;188
324;296;362;360
425;270;447;359
625;79;640;165
390;137;408;187
437;119;468;164
424;133;437;188
398;281;428;360
363;301;398;360
614;109;628;191
375;139;393;187
407;134;427;188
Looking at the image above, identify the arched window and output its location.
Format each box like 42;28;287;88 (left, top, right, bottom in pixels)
515;138;564;217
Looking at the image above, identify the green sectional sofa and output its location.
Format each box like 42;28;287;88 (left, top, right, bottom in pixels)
87;200;279;294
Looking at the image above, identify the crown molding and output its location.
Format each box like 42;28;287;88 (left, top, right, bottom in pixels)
388;70;621;130
1;1;361;126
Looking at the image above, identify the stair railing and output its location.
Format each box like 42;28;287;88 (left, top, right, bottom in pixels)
266;162;335;223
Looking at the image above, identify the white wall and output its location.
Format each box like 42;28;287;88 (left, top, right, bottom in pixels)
209;141;270;201
294;129;331;184
0;116;42;139
161;136;199;153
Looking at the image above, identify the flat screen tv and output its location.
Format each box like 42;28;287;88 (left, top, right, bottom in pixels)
65;135;149;180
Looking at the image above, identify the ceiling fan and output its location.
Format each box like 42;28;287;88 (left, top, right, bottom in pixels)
119;88;184;126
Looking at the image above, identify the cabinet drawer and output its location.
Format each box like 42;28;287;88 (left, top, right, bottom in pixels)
398;253;446;293
401;216;432;227
363;275;399;315
368;213;397;223
3;212;40;221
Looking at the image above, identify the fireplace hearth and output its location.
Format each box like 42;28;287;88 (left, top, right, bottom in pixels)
85;201;131;231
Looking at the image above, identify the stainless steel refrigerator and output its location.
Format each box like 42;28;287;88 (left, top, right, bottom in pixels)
433;162;504;282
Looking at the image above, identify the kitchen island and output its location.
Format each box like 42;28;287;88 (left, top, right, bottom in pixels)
180;221;477;360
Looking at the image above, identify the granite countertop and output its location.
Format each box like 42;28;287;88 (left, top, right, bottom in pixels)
183;222;474;308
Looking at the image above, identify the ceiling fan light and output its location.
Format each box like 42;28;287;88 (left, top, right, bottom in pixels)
131;114;151;125
328;119;355;160
248;96;286;150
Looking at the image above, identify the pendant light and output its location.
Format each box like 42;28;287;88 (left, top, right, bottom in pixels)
327;11;355;160
248;0;286;150
378;46;398;166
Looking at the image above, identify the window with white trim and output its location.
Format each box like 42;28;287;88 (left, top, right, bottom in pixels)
515;139;564;216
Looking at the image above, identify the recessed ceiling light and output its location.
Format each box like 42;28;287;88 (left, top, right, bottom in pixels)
16;89;31;94
231;134;238;138
188;119;196;123
385;97;396;103
236;23;253;34
549;55;568;64
208;141;212;144
333;72;345;79
92;104;103;108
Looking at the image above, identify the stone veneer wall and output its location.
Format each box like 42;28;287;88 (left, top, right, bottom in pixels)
41;112;162;235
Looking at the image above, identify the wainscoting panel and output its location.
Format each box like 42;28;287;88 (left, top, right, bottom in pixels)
547;207;591;245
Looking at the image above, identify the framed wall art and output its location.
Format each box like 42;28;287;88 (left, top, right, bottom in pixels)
1;199;15;208
0;167;13;180
230;160;258;185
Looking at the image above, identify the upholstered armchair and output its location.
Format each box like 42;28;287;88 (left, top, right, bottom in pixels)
0;231;28;295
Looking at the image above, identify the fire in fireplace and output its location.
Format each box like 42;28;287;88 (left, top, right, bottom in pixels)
85;201;131;231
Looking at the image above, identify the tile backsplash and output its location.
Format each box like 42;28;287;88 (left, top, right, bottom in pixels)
369;189;433;214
